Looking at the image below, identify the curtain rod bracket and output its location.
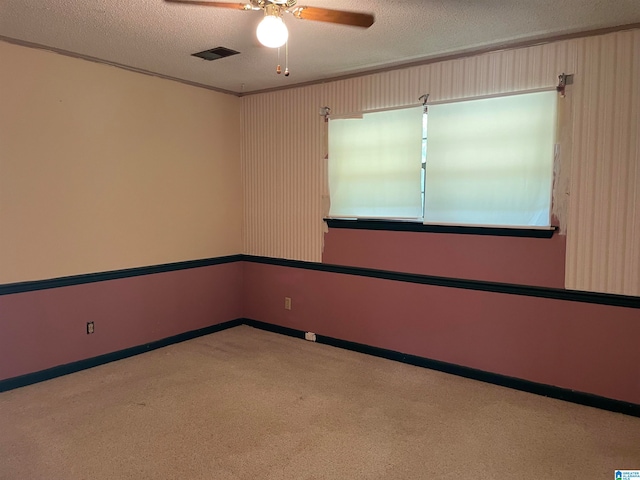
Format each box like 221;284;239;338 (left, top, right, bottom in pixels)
419;94;429;113
319;106;331;121
556;73;574;97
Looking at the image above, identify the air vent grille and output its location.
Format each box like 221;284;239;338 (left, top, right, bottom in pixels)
192;47;240;61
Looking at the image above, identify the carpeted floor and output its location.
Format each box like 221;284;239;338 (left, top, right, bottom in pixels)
1;325;639;479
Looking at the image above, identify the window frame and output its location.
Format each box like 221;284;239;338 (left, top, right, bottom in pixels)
324;218;556;238
325;87;561;236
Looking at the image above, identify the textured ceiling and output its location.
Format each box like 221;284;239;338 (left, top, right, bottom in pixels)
1;0;639;94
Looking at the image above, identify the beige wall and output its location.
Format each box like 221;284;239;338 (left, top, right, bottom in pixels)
2;29;638;295
565;29;640;296
0;41;242;283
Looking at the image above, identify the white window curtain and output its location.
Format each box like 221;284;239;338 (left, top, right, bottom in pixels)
328;106;423;219
423;90;557;227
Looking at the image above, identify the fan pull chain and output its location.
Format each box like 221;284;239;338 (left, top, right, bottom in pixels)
275;43;289;77
284;40;290;76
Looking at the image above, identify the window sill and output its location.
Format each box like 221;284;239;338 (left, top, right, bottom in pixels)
325;219;556;238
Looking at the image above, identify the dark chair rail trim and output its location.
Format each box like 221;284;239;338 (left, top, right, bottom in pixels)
0;255;243;296
2;254;638;309
243;256;640;309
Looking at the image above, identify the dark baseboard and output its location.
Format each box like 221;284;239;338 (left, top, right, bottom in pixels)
0;319;243;393
244;319;640;418
243;319;308;339
3;318;639;417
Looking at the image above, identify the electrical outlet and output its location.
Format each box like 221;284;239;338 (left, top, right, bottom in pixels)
86;322;94;334
305;332;316;342
284;297;292;310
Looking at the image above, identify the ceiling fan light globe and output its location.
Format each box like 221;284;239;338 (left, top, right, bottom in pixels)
256;15;288;48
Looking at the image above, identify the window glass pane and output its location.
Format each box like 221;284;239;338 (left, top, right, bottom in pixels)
328;106;423;219
423;91;557;227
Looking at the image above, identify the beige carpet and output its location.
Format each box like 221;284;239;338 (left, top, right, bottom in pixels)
1;325;639;479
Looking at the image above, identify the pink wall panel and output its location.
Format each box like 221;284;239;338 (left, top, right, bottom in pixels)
0;262;243;381
242;262;640;404
323;229;566;288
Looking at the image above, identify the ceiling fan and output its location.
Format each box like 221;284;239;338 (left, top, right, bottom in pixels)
165;0;375;49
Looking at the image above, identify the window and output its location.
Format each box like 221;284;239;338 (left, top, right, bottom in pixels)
328;106;424;219
328;90;558;229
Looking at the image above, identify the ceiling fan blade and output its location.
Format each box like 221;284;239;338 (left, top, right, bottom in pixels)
164;0;250;10
292;6;374;28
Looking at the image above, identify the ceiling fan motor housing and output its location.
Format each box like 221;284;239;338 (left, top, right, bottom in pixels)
254;0;297;8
